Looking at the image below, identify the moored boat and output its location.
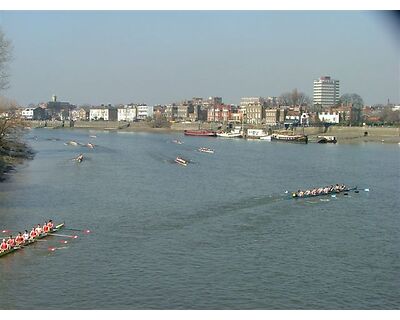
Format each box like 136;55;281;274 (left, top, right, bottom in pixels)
198;147;214;154
271;133;308;144
184;130;217;137
0;223;65;258
317;135;337;144
259;135;272;141
175;157;189;166
246;129;269;139
217;126;243;138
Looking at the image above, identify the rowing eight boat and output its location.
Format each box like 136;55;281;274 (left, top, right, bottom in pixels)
0;223;65;258
291;187;358;199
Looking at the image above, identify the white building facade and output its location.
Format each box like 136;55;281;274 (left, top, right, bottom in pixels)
313;76;340;108
21;108;35;119
136;105;153;120
118;105;137;122
89;107;117;121
318;111;340;124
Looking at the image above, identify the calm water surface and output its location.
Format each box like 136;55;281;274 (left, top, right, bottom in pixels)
0;128;399;309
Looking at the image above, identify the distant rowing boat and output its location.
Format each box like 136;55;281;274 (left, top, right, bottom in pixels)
0;223;65;258
175;157;189;166
198;147;214;154
291;187;358;199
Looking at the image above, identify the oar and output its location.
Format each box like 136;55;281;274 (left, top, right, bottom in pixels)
63;228;91;234
47;234;78;239
48;245;69;252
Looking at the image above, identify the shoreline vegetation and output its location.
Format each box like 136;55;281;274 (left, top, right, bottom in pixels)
0;139;34;182
0;122;399;182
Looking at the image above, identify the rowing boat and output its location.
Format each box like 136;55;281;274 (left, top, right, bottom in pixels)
198;147;214;154
291;186;357;199
0;223;65;258
175;157;189;166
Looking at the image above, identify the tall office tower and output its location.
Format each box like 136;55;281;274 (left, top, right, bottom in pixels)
313;76;340;108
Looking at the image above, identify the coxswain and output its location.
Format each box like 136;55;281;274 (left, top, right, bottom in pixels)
43;222;50;233
0;239;9;252
35;224;43;235
29;228;37;240
15;232;25;246
6;235;15;248
23;230;30;242
47;220;54;230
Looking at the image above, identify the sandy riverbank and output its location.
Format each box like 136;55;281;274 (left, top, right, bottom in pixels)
296;126;400;144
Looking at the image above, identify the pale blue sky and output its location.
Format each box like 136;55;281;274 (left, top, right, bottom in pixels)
0;11;398;106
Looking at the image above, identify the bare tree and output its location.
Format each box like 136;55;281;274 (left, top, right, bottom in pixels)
279;89;310;107
0;97;25;145
338;93;364;125
0;28;13;92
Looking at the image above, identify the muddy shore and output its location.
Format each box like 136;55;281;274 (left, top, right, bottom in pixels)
27;120;400;144
0;140;34;182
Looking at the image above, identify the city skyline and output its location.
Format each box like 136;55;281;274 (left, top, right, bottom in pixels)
0;11;399;106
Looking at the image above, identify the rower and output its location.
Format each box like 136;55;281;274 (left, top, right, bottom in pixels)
47;220;54;230
35;224;43;235
0;239;9;252
43;222;50;234
15;232;25;246
6;235;15;248
29;228;37;240
23;230;29;242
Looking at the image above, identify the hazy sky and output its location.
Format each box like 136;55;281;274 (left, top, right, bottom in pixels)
0;11;399;106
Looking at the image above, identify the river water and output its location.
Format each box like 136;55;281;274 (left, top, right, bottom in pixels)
0;128;399;309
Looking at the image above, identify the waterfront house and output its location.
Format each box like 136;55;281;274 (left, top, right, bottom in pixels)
89;106;118;121
118;105;137;122
136;105;153;120
21;107;46;120
165;104;178;121
70;107;89;121
207;104;232;123
265;109;280;126
318;111;340;124
21;108;34;120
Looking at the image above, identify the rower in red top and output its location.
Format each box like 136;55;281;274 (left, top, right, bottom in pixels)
35;224;42;236
47;220;54;231
29;228;37;240
0;239;9;252
6;235;15;248
15;232;25;246
43;222;50;233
